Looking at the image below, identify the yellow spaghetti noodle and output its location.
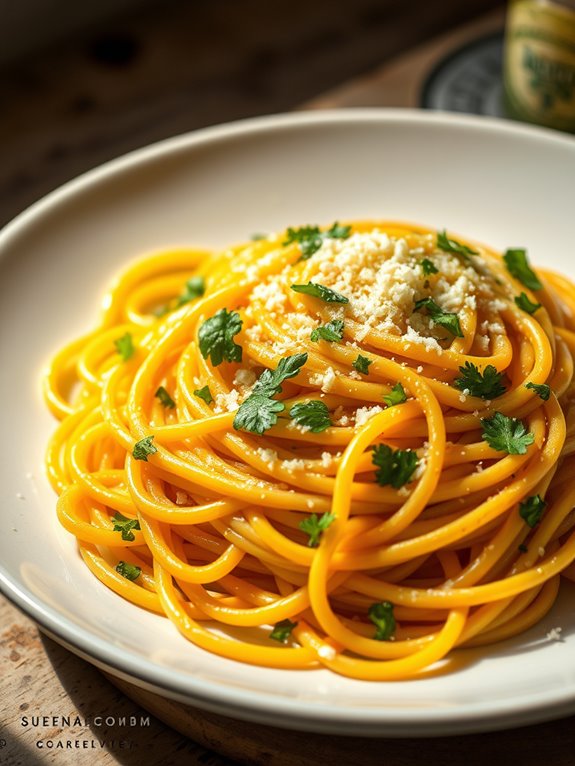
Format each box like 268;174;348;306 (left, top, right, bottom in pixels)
44;220;575;680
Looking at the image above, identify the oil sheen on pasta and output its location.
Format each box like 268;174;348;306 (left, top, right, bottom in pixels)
44;220;575;680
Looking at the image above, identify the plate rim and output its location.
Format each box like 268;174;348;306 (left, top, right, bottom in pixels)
2;108;575;737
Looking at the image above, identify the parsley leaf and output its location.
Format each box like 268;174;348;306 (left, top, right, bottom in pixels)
310;319;345;342
234;353;308;434
112;512;141;542
352;355;372;375
437;230;478;258
519;494;546;528
503;249;543;291
383;382;407;407
155;386;176;408
420;258;439;275
372;445;418;488
414;297;464;338
269;618;298;643
368;601;396;641
114;332;135;361
525;381;551;401
289;400;331;432
283;222;351;260
194;385;214;404
291;281;349;304
480;412;535;454
133;435;157;461
299;512;335;547
253;353;308;397
514;292;541;315
234;396;284;434
198;308;243;366
453;362;507;399
116;561;141;580
175;276;205;307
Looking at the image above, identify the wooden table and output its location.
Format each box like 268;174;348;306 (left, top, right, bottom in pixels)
3;4;575;765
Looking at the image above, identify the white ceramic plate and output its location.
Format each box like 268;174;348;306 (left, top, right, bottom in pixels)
1;110;575;737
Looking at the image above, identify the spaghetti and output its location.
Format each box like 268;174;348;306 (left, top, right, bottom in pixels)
44;220;575;680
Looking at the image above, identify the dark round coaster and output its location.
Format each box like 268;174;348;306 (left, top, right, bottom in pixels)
421;32;505;118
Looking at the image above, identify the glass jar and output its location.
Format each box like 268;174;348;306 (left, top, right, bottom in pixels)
504;0;575;132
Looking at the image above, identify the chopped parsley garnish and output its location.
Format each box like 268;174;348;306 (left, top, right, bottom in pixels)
290;281;349;304
175;276;205;307
298;511;335;547
383;382;407;407
114;332;135;361
437;230;478;258
525;381;551;401
420;258;439;275
233;353;308;434
289;400;331;432
194;385;214;405
514;292;541;315
368;601;396;641
519;494;546;528
198;308;243;366
503;249;543;291
518;543;529;554
112;512;141;542
115;561;141;580
283;222;351;260
269;618;298;643
453;362;507;399
480;412;535;454
352;355;372;375
372;445;418;489
310;319;345;342
132;435;157;461
155;386;176;409
414;297;464;338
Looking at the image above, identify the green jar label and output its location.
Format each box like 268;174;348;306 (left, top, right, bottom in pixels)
504;0;575;131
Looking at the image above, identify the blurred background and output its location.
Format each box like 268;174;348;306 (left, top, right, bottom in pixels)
1;0;506;229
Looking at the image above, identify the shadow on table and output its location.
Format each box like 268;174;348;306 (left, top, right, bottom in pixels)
39;632;236;766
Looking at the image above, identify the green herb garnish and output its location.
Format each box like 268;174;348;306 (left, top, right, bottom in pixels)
382;382;407;407
525;382;551;401
198;308;243;366
310;319;345;342
291;282;349;304
414;297;464;338
289;400;331;432
132;435;157;461
437;230;478;258
514;292;541;315
175;276;205;307
368;601;396;641
194;385;214;405
503;249;543;291
454;362;507;399
519;494;546;528
299;512;335;547
480;412;535;454
155;386;176;408
233;353;308;434
352;355;372;375
283;222;351;260
114;332;135;361
420;258;439;275
269;618;298;643
112;512;141;542
115;561;141;580
372;445;418;489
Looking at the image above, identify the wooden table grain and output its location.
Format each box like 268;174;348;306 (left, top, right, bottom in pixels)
4;4;575;765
